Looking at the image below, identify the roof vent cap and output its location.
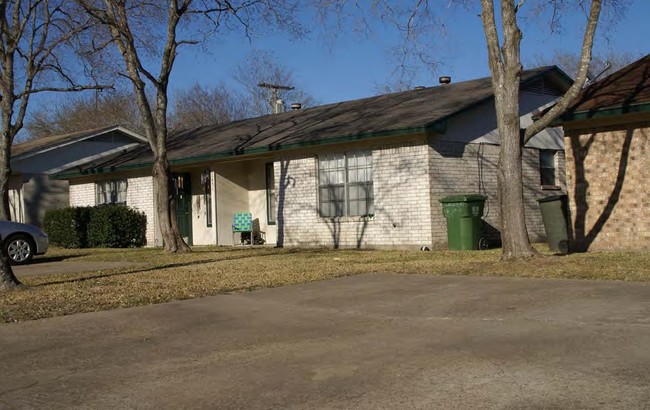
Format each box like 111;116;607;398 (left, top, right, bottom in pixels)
290;102;302;110
439;76;452;85
413;86;426;91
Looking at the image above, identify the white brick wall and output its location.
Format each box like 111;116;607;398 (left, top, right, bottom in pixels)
125;176;155;246
275;140;433;248
69;182;95;206
69;176;156;247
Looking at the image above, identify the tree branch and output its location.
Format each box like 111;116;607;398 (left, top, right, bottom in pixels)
480;0;504;83
524;0;602;143
14;83;112;99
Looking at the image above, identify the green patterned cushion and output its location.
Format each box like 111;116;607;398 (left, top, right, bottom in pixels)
232;212;252;232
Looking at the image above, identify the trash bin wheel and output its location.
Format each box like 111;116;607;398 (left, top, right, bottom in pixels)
478;237;489;250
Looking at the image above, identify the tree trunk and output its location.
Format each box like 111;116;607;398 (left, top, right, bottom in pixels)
480;0;538;260
497;128;537;259
0;136;12;221
152;157;191;253
0;237;21;289
494;69;538;260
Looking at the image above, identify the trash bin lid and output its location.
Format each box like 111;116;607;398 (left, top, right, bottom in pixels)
440;194;487;203
537;194;567;203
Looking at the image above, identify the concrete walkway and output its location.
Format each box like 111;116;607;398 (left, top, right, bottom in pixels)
1;274;649;409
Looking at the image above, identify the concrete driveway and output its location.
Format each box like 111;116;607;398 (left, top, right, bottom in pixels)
1;274;649;409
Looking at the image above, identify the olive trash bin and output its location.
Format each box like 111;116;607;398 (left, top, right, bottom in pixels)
537;194;570;254
439;195;487;250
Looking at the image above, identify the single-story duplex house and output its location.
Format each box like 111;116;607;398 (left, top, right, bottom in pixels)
55;66;571;249
9;125;147;227
556;54;650;251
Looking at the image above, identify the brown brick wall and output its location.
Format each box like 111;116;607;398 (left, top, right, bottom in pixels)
564;125;650;251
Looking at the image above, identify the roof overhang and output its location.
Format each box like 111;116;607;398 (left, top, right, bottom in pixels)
557;101;650;124
13;125;147;162
52;124;442;179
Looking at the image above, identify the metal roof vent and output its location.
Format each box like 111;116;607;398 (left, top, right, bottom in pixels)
439;76;452;85
413;86;426;90
291;103;302;110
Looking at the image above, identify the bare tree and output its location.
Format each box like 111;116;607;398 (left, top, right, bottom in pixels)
0;0;107;289
170;83;246;130
235;50;316;117
76;0;303;253
25;89;142;139
373;78;416;95
479;0;612;259
532;49;639;81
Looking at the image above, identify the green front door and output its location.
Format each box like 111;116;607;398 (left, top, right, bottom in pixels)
173;174;193;246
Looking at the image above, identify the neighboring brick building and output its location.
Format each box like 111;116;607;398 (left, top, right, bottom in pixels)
59;66;571;249
557;54;650;251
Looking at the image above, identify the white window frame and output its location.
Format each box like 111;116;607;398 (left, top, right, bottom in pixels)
539;150;557;187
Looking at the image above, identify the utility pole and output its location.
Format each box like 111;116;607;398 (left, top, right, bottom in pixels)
257;82;294;114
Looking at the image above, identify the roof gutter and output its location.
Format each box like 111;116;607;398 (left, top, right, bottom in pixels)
555;101;650;124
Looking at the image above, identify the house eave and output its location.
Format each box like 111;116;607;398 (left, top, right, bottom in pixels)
556;101;650;125
52;124;437;180
13;125;147;162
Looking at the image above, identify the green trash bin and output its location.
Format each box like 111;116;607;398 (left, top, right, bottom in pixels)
537;194;569;254
440;194;487;250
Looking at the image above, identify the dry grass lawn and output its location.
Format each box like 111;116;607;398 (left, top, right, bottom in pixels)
2;245;649;323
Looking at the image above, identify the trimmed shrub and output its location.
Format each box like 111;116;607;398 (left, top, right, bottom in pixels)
43;205;146;248
87;205;147;248
43;207;92;248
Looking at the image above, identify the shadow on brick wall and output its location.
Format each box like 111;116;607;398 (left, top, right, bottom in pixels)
569;127;633;252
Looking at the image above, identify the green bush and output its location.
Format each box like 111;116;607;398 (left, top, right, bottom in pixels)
43;207;92;248
43;205;146;248
87;205;147;248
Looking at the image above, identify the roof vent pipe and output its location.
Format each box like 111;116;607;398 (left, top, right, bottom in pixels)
413;86;426;90
291;102;302;110
273;99;285;114
439;76;451;85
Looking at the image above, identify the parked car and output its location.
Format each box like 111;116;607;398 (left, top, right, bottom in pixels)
0;221;49;265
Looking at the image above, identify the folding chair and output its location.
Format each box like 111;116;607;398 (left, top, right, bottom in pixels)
232;212;253;245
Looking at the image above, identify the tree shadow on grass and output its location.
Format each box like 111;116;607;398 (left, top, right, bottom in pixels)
32;249;303;287
29;254;88;264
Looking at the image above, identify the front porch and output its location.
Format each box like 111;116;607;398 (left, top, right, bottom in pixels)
172;157;277;247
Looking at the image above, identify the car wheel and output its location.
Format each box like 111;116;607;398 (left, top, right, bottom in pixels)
5;234;35;265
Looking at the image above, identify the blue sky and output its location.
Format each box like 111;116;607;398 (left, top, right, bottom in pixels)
30;1;650;117
166;1;650;105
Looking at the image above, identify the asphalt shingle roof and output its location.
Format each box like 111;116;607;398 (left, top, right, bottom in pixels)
68;66;565;174
562;54;650;117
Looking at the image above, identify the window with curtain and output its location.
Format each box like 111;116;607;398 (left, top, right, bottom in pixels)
96;180;127;205
318;151;374;217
